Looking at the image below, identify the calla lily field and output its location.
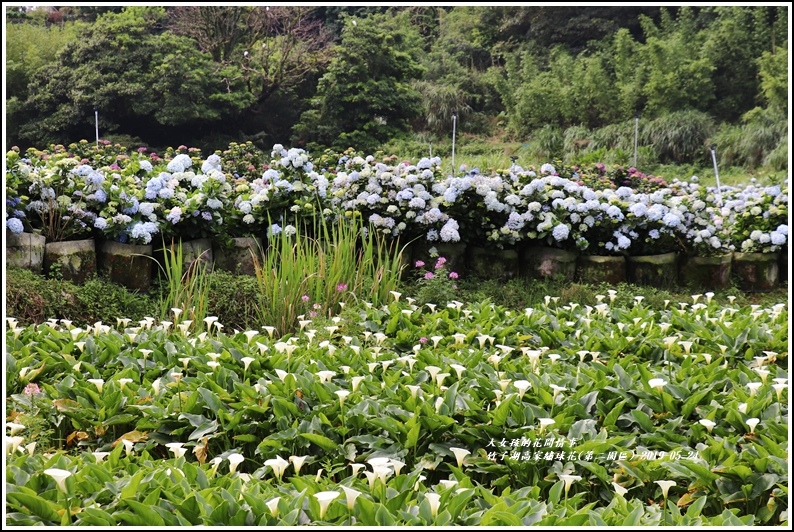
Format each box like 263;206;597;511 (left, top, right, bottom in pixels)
4;288;789;525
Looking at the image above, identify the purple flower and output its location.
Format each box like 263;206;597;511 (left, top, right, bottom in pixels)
337;283;348;292
302;294;310;302
419;337;428;344
449;271;459;280
424;272;434;280
415;260;425;268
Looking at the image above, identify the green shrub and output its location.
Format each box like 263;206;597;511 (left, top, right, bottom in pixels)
205;270;262;331
5;267;153;327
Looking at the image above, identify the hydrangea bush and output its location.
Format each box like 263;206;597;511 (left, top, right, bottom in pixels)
4;142;788;260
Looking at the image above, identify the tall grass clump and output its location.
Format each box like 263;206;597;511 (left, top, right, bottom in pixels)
562;124;592;162
588;119;636;153
153;240;213;331
531;125;564;161
253;215;405;336
738;107;788;169
642;109;716;164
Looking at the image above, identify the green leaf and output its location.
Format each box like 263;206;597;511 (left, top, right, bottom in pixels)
175;495;203;526
79;507;116;526
548;479;563;505
751;474;779;498
197;387;228;413
622;504;644;526
589;513;607;526
681;388;711;418
491;394;514;427
103;414;137;426
300;432;338;452
685;495;707;518
355;494;376;525
578;390;599;414
6;492;60;523
484;510;523;526
124;499;165;526
375;504;394;526
603;399;627;428
120;469;145;500
189;419;219;440
630;409;655;432
405;419;420;450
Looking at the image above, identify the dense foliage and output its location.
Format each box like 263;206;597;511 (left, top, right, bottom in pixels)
5;6;788;169
5;291;789;525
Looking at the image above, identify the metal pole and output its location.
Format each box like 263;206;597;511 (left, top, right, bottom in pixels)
451;111;457;176
710;144;723;207
94;107;99;147
633;113;639;168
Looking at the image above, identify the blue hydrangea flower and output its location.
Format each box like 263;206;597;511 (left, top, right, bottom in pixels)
86;171;105;187
552;224;570;241
440;219;460;242
139;202;156;217
74;164;93;176
6;218;24;234
129;221;159;244
122;197;140;215
166;207;182;224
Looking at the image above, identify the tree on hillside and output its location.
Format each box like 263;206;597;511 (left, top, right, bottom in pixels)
18;7;250;148
168;6;333;147
293;11;425;154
